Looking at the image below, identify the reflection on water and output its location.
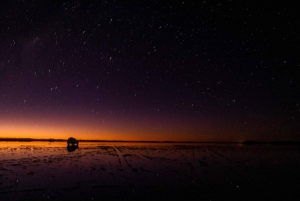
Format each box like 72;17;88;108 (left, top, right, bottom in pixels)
0;141;233;148
0;141;299;200
0;141;67;148
67;144;78;152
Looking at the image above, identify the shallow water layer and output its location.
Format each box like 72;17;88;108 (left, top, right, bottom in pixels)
0;142;299;200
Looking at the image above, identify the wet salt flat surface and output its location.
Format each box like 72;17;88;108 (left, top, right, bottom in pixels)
0;142;300;200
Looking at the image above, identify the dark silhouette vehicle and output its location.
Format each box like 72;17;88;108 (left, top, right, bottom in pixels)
67;137;79;146
67;137;79;152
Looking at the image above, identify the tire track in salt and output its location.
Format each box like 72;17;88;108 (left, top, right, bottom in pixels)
111;146;130;172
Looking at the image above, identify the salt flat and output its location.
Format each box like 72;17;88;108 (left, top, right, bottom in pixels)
0;142;299;200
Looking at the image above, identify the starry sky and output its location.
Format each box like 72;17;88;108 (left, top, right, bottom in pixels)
0;1;299;141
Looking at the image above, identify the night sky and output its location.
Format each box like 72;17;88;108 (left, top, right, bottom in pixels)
0;1;299;141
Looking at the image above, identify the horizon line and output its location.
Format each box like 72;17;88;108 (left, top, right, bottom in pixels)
0;138;300;144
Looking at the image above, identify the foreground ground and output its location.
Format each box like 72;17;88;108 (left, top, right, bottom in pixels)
0;142;299;200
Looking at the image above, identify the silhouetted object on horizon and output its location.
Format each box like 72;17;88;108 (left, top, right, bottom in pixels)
67;137;79;152
67;137;79;146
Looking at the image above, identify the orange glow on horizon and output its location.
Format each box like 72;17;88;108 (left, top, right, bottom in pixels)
0;112;239;142
0;123;233;142
0;120;217;141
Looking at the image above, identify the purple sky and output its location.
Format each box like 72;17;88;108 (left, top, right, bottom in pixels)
0;1;299;141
